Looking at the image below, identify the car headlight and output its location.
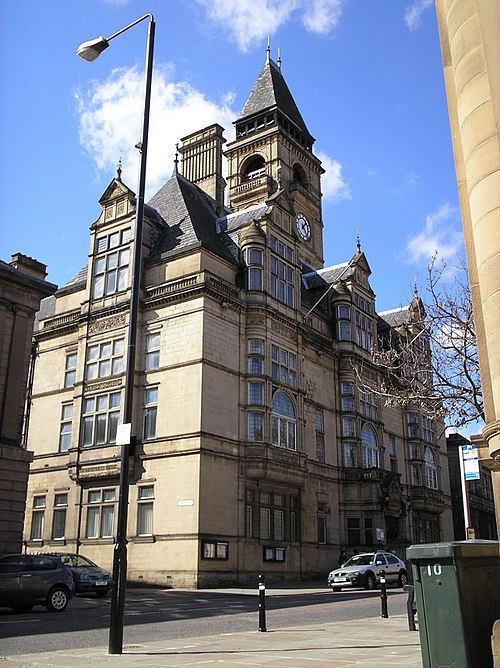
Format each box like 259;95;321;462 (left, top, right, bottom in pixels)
350;571;360;577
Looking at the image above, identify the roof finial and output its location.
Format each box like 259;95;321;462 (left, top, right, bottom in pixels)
356;228;361;252
413;276;419;297
174;142;179;173
116;154;122;181
266;37;270;63
277;47;281;69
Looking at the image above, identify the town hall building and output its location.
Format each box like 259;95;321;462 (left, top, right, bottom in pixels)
23;52;453;586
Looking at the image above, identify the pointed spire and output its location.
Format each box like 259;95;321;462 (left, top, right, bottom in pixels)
266;37;270;63
116;155;122;182
356;228;361;253
413;276;419;297
174;142;179;173
277;47;281;70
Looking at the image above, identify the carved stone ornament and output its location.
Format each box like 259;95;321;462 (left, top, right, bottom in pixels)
246;314;265;327
304;378;317;398
77;463;121;480
89;314;127;333
85;378;122;392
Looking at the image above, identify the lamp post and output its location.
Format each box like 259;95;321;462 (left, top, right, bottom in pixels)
77;13;155;655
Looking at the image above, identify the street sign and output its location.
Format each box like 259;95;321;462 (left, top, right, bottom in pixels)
462;444;480;480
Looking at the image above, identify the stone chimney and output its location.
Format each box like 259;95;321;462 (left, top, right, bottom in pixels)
179;124;226;216
10;254;48;280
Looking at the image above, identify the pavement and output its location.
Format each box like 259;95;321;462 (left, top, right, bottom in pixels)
1;616;422;667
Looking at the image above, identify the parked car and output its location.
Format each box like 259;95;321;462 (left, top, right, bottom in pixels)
327;550;408;591
0;554;75;612
47;553;113;597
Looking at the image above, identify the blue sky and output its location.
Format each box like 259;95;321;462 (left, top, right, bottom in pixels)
0;0;463;314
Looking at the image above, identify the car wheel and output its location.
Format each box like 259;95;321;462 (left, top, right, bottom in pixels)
365;572;377;590
398;570;409;587
46;586;69;612
330;586;342;592
95;589;110;598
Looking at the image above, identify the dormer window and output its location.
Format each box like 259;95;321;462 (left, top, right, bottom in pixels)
93;229;130;299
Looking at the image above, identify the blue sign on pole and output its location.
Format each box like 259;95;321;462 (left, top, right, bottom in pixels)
462;444;480;481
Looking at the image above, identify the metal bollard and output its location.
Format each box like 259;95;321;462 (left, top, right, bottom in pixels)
380;571;389;618
258;574;267;632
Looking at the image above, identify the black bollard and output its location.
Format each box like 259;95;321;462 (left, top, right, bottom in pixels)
380;571;389;618
258;574;267;632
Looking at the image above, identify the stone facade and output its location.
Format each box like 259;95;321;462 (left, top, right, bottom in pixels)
436;0;500;507
23;55;453;586
0;254;56;554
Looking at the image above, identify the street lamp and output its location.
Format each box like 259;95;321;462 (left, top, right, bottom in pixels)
77;13;155;655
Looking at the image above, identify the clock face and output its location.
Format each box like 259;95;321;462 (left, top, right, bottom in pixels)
296;213;311;241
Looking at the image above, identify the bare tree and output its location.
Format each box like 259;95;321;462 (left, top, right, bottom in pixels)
355;256;483;430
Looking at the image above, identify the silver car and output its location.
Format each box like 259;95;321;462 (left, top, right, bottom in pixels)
327;551;408;591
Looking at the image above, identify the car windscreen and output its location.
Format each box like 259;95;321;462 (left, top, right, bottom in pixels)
343;554;374;567
60;554;96;568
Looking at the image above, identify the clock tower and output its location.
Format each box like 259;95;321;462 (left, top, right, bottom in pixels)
225;47;324;271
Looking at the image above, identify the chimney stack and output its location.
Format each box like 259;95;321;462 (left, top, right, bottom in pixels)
179;124;226;216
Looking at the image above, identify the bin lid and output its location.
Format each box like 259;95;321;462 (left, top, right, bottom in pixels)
406;540;499;561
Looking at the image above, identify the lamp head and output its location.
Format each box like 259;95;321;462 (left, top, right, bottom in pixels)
76;36;110;61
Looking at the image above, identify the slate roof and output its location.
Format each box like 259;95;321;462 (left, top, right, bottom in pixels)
147;171;239;265
219;203;269;233
377;306;411;330
302;262;351;290
237;58;312;140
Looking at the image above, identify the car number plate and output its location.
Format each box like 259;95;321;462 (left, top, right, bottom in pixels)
334;577;347;582
95;580;108;586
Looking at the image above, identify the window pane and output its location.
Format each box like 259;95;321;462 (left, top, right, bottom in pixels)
248;382;263;405
52;509;66;539
83;416;93;446
248;412;263;441
110;393;121;408
86;507;99;538
117;266;128;291
103;489;115;502
139;486;154;499
137;503;153;536
108;411;119;442
101;506;114;537
248;339;264;355
144;407;157;440
95;414;106;444
93;275;104;299
105;270;117;295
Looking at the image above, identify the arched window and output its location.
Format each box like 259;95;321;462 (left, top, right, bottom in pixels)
361;424;378;468
242;156;265;182
424;447;438;489
271;391;296;450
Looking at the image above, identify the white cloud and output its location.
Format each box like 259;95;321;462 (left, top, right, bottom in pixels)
194;0;345;52
75;64;236;199
406;203;463;268
404;0;434;32
317;150;351;202
302;0;345;34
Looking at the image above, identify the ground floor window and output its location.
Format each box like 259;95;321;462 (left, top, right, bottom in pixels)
246;489;299;542
85;488;116;538
31;495;46;540
137;485;154;536
52;493;68;539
